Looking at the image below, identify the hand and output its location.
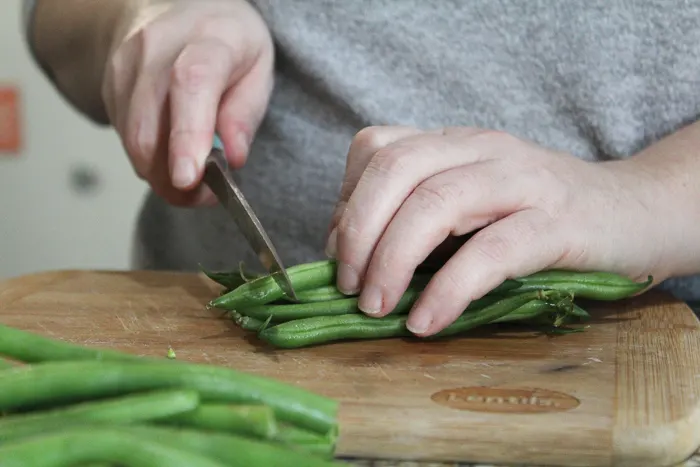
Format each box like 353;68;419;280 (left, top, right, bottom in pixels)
102;0;274;205
326;125;667;336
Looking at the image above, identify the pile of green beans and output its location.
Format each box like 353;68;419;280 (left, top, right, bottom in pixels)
0;324;344;466
204;260;653;349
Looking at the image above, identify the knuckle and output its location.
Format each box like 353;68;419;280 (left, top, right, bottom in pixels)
130;163;148;181
469;128;516;148
172;53;214;93
335;217;368;266
411;180;461;212
365;145;414;179
470;229;518;265
431;270;470;299
441;125;480;136
136;25;163;65
124;120;156;164
351;126;389;153
336;214;363;245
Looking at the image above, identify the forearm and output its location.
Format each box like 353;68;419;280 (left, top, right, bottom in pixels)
609;120;700;279
27;0;142;124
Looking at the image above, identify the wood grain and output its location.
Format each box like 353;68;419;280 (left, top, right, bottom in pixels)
0;269;699;467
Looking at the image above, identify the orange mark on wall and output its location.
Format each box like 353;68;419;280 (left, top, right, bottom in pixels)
0;86;21;154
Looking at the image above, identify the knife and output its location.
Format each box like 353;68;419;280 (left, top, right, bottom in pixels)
202;134;298;301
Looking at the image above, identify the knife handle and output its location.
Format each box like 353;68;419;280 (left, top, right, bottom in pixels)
212;133;224;151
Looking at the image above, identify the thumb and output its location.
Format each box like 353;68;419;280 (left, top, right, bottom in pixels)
216;51;274;170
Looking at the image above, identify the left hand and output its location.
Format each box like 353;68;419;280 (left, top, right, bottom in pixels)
325;125;667;336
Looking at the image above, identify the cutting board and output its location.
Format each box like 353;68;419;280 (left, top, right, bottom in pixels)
1;269;700;467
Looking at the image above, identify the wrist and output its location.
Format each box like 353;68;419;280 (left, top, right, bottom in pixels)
603;151;700;282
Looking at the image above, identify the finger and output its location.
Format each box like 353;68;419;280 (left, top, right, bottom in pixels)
334;128;488;295
405;208;564;336
139;92;216;206
112;14;193;159
357;161;523;316
325;125;425;259
122;62;171;180
216;47;274;170
123;69;215;206
168;38;241;190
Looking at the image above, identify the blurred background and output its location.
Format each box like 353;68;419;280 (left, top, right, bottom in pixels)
0;0;149;280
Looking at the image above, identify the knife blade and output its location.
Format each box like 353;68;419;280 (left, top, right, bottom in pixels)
202;135;298;300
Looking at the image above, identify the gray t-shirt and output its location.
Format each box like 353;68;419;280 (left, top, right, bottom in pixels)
23;0;700;302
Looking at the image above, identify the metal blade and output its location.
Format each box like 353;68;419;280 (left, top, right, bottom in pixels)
202;147;297;300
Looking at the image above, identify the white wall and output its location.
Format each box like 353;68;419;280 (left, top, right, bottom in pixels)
0;0;149;279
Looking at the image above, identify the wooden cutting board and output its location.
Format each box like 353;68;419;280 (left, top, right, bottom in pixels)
1;269;700;467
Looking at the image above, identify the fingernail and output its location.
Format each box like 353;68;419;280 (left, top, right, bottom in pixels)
324;228;338;258
337;262;360;295
172;158;196;189
358;285;383;315
406;312;432;334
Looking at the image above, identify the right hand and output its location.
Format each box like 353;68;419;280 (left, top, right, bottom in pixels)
102;0;274;206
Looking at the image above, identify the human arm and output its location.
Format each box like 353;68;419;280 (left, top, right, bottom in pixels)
325;122;700;336
608;120;700;279
23;0;141;124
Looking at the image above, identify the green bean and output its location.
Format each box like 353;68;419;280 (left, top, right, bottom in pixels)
244;288;422;322
258;290;568;348
258;314;411;348
289;285;349;303
243;298;360;322
243;286;516;325
567;302;591;320
0;389;200;441
0;428;226;467
275;424;336;458
241;296;540;332
0;323;143;364
0;360;337;436
282;271;436;304
491;299;554;323
101;424;345;466
434;290;566;338
0;358;14;369
210;260;337;310
512;270;653;300
486;279;524;294
155;403;278;439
